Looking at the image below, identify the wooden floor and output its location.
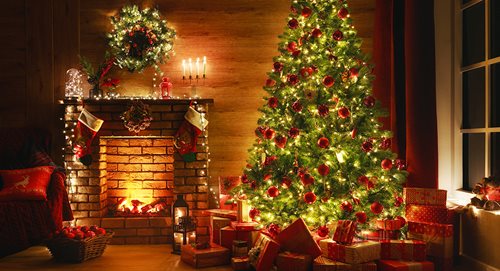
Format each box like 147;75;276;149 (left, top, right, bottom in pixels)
0;245;232;271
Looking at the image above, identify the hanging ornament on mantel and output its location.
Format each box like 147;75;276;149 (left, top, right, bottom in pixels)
120;101;153;134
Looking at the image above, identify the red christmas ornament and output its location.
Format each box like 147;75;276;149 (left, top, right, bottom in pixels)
281;176;292;189
249;208;260;219
273;62;284;72
394;196;404;207
323;75;335;87
381;159;393;170
351;128;357;139
338;7;349;19
263;173;272;181
300;173;315;186
304;191;317;204
288;127;300;138
292;100;303;112
287;41;298;52
317;164;330;176
255;126;266;137
268;223;281;237
274;135;287;148
264;128;276;139
349;67;359;78
362;141;373;152
395;159;407;170
317;137;330;148
268;97;278;108
311;65;318;73
338;107;350;118
311;28;322;38
301;7;312;18
396;216;406;227
363;96;375;107
357;175;369;184
267;186;280;197
241;174;249;183
265;78;276;87
300;67;314;77
366;180;375;190
341;201;353;212
352;196;361;205
287;74;299;85
288;18;299;29
370;202;384;215
292;50;301;57
264;156;277;166
355;211;367;223
332;30;343;41
317;104;330;117
380;138;391;149
317;225;329;237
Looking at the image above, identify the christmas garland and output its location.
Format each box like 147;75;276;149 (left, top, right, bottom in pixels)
120;101;153;133
108;5;176;73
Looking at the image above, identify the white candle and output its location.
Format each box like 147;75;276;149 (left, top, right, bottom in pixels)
196;58;200;78
188;58;192;78
182;59;186;77
203;56;207;77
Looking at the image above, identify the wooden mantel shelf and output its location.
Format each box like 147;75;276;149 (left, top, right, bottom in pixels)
60;98;214;105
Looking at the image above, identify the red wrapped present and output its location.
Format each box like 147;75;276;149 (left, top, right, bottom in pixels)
220;226;259;250
181;243;230;268
250;232;280;271
313;233;330;245
231;256;251;271
333;220;357;245
404;188;447;206
406;205;450;224
380;240;427;261
204;209;238;220
237;199;250;222
276;251;312;271
277;218;322;258
231;221;259;231
313;256;377;271
318;239;381;264
376;219;404;230
408;221;453;271
211;216;231;244
363;229;400;241
378;260;435;271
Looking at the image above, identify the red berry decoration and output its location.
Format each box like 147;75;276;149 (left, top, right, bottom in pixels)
287;74;299;85
289;127;300;138
292;100;303;112
323;75;335;87
301;7;312;18
288;18;299;29
370;201;384;214
300;67;314;77
318;104;329;117
267;186;280;197
394;196;404;207
287;41;298;52
338;107;350;118
281;176;292;188
274;135;287;148
304;191;317;204
332;30;343;41
363;96;375;107
362;141;373;152
355;211;367;223
338;7;349;19
265;78;276;87
273;62;284;72
311;28;322;38
317;137;330;148
268;97;278;109
264;128;276;139
317;164;330;176
341;201;353;212
300;173;315;186
349;67;359;78
381;159;393;170
317;225;329;237
249;208;260;219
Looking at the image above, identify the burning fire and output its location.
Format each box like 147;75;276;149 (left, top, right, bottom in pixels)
117;198;167;215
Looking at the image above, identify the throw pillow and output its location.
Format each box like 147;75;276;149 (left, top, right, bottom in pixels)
0;166;55;201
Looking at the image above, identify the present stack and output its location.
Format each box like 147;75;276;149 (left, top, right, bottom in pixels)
404;188;454;271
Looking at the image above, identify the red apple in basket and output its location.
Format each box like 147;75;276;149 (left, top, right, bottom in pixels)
74;231;85;240
65;232;75;239
81;226;89;233
96;228;106;236
85;231;96;239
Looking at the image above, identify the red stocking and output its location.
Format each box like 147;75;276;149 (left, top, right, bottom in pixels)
73;108;104;166
174;106;208;162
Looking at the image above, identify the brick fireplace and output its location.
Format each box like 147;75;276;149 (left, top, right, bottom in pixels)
61;98;213;244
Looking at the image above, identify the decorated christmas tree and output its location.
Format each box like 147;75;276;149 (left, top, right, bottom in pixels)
236;0;408;231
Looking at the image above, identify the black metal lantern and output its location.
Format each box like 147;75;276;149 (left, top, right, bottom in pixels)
172;194;196;254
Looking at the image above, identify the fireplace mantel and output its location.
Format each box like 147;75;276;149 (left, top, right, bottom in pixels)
62;97;214;106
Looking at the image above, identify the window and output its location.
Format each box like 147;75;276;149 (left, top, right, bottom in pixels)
460;0;500;190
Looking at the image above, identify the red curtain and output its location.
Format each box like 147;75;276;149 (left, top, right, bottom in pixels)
372;0;438;188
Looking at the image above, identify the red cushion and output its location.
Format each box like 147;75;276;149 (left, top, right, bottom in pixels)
0;166;54;201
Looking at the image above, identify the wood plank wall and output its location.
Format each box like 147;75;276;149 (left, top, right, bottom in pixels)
0;0;374;187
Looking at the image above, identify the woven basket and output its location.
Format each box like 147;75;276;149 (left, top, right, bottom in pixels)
46;232;114;263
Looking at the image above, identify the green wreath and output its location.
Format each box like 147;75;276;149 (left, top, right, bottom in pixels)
108;5;176;73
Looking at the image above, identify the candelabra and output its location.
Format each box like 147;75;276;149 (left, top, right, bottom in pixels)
181;56;206;98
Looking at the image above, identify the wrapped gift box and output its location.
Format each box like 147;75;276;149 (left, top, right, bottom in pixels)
404;188;447;206
204;209;238;220
220;226;259;250
181;243;230;268
333;220;357;245
408;221;453;271
364;229;400;241
231;256;251;271
277;218;322;258
380;239;427;261
250;232;280;271
318;239;381;264
313;233;330;245
376;219;404;230
219;176;241;211
406;205;450;224
313;256;376;271
378;260;435;271
211;216;232;244
231;221;259;231
276;251;312;271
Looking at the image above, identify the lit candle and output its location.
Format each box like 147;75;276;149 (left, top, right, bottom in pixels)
188;58;192;79
203;56;207;78
182;59;186;78
196;58;200;78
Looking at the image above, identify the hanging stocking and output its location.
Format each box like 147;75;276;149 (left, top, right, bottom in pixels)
174;106;208;162
73;108;104;166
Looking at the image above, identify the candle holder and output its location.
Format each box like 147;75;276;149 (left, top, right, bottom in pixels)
182;57;207;98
